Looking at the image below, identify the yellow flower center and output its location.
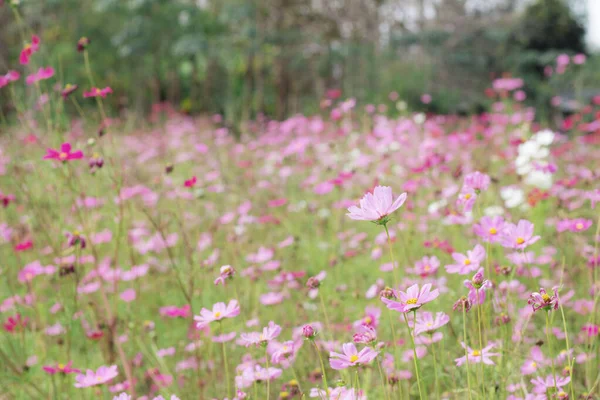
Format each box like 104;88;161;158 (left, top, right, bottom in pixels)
471;350;481;356
214;311;221;318
25;272;33;280
350;355;359;363
531;362;537;368
59;152;68;160
73;230;80;236
463;259;471;266
541;294;551;302
406;298;418;305
516;237;525;245
280;392;290;398
364;316;372;324
575;223;583;230
488;228;497;235
426;322;433;327
424;265;431;271
96;376;103;381
465;193;472;200
58;363;65;370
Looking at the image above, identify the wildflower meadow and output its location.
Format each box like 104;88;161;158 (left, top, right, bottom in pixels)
1;1;600;400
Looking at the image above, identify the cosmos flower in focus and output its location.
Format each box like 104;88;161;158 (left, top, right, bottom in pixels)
381;283;439;313
347;186;407;225
329;342;379;370
194;300;239;329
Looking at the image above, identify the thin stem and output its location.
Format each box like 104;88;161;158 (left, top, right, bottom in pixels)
318;290;332;339
312;339;329;394
546;312;558;389
431;340;440;400
559;304;575;400
265;346;271;400
476;289;485;399
403;312;423;400
220;323;232;398
384;224;400;286
376;355;390;400
463;307;473;400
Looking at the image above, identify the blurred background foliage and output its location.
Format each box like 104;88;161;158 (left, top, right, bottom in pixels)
0;0;595;123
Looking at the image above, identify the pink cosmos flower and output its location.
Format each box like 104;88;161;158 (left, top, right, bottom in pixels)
410;255;440;277
346;186;407;224
74;365;118;388
214;265;235;285
20;35;40;65
381;283;439;313
239;321;282;347
473;216;505;243
44;142;84;162
464;171;491;192
413;311;449;335
352;325;377;344
520;346;547;375
194;299;239;329
527;287;559;312
556;218;592;233
500;220;540;250
352;306;381;330
445;244;486;275
84;87;113;98
455;342;500;366
43;361;80;375
119;289;136;302
329;342;379;370
25;66;54;85
531;375;570;394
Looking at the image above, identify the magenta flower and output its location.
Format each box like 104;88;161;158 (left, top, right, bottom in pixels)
353;325;377;344
381;283;439;313
445;244;486;275
0;70;20;89
44;142;84;162
346;186;407;224
454;342;500;366
84;86;113;98
239;321;281;347
43;361;80;375
194;299;239;329
527;287;559;312
214;265;235;286
159;305;190;318
413;311;449;335
500;220;540;250
74;365;118;388
19;35;40;65
329;342;379;370
25;66;54;85
473;216;505;243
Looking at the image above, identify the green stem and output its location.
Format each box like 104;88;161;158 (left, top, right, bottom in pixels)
476;289;485;398
265;346;271;400
431;340;440;400
312;340;329;394
403;312;423;400
559;304;575;400
220;323;232;398
546;312;558;389
384;224;400;286
463;307;473;400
